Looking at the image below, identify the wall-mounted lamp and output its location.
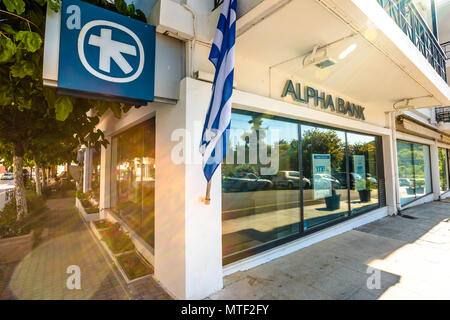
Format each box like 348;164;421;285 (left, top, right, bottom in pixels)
303;45;336;69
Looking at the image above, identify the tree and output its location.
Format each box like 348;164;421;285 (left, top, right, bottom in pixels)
301;128;345;179
0;0;146;219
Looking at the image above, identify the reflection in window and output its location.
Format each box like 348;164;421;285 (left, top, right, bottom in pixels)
221;111;384;262
347;133;379;215
110;119;155;247
222;113;300;258
412;0;433;31
302;126;348;230
438;148;449;193
397;141;432;205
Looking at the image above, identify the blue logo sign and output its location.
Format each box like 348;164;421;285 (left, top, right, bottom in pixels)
58;0;155;103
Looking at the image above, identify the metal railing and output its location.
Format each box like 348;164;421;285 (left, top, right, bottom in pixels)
441;41;450;61
376;0;447;82
436;107;450;123
214;0;224;10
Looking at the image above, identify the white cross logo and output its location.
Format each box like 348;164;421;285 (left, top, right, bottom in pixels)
77;20;145;83
88;28;137;74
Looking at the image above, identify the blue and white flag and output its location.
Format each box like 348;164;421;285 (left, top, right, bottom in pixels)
200;0;237;182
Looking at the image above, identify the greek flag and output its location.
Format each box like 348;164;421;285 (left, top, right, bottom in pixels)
200;0;237;182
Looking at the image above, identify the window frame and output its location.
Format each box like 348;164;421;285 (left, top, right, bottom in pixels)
222;109;385;265
396;139;434;206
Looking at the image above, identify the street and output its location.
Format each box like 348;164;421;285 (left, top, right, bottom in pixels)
0;180;15;211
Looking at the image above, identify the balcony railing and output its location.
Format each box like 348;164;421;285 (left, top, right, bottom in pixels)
436;107;450;123
377;0;447;82
441;41;450;61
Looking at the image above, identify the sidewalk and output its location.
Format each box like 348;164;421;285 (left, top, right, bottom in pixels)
0;197;170;300
209;200;450;300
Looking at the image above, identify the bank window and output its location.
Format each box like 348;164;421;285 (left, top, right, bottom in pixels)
302;125;349;230
347;133;380;215
110;119;155;247
397;141;432;206
222;113;300;258
222;110;384;263
438;148;449;193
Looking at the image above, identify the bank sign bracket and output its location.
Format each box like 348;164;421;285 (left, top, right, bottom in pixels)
43;0;155;105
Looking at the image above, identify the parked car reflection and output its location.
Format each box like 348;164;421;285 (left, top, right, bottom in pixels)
399;178;411;187
223;173;273;192
273;171;311;189
313;173;341;190
333;172;377;189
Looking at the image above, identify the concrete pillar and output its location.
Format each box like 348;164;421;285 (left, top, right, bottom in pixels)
430;140;441;200
154;78;223;299
99;140;111;219
383;112;399;215
83;148;93;193
382;134;397;215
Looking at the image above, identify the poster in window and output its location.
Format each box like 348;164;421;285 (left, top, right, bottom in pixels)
353;155;366;191
312;154;332;199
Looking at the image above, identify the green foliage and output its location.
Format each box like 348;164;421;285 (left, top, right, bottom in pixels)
77;190;99;213
15;30;42;52
54;96;73;121
0;190;47;238
2;0;25;14
94;219;114;230
101;223;135;254
117;251;152;280
0;37;16;62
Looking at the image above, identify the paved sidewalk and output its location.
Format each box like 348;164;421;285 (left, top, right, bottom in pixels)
209;200;450;300
0;197;170;300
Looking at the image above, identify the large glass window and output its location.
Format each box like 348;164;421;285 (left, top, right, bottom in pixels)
347;133;380;215
302;126;348;230
110;119;155;247
438;148;449;193
222;110;384;263
222;113;300;258
397;141;432;206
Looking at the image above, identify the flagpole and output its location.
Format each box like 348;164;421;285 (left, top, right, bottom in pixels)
205;180;211;205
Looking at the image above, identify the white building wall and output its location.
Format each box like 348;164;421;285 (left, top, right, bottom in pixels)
90;0;450;300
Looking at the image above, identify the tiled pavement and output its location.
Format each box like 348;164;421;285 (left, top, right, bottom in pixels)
0;197;170;300
209;200;450;300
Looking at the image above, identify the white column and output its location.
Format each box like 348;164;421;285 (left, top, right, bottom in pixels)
383;112;399;215
83;148;92;193
430;140;441;200
184;78;223;299
382;133;397;215
99;139;111;219
154;78;223;299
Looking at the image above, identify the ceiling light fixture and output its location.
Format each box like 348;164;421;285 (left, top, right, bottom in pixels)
303;45;336;69
338;43;357;59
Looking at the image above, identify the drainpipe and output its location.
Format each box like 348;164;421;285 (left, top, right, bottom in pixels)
389;110;402;215
181;2;197;78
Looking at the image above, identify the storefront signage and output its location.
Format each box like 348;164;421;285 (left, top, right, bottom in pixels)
282;80;365;121
353;155;366;191
57;0;155;103
312;154;332;199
